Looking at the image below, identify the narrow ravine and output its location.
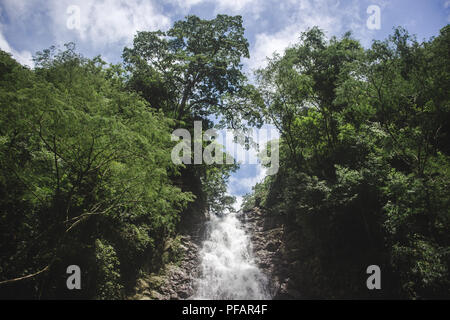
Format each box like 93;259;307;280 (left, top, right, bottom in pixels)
191;211;270;300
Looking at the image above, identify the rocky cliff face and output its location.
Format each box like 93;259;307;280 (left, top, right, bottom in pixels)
239;207;303;299
131;192;209;300
131;234;202;300
132;206;305;300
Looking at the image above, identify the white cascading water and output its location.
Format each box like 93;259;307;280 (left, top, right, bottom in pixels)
192;211;270;300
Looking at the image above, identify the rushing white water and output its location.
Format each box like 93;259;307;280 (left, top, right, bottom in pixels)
192;211;270;300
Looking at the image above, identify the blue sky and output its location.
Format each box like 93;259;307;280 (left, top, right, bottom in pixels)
1;0;449;204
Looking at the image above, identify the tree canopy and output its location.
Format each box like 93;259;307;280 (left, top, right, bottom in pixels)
1;13;449;299
122;14;259;129
245;25;450;299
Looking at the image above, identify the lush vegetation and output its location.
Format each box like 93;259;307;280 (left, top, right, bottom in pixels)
1;11;449;299
244;25;450;299
0;15;246;299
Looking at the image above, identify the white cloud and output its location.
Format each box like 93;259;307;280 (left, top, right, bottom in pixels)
247;0;369;71
0;26;33;67
1;0;171;49
228;164;267;195
0;0;35;21
169;0;209;11
170;0;261;14
249;25;300;71
49;0;171;47
213;0;261;14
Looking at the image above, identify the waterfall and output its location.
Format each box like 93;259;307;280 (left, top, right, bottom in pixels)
191;211;270;300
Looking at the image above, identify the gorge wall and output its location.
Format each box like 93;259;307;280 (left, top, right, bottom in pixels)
238;207;303;300
132;206;304;300
131;234;202;300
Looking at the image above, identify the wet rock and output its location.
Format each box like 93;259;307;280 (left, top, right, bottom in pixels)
265;241;280;252
131;234;201;300
150;290;165;300
239;207;302;299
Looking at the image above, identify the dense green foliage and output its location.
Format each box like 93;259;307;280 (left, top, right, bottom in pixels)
0;15;247;299
245;25;450;299
1;11;448;299
0;44;193;298
122;14;260;130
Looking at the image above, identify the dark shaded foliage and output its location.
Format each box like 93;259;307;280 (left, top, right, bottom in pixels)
245;25;450;299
